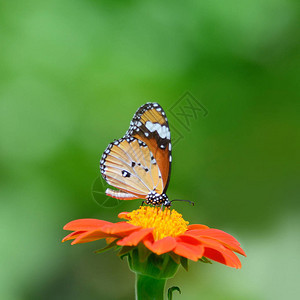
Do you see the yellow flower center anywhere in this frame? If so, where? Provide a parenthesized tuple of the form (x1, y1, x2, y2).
(126, 206, 189, 241)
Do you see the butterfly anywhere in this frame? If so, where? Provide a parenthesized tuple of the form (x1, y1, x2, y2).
(100, 102, 172, 207)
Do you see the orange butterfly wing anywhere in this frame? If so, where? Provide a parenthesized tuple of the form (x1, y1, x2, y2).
(100, 102, 172, 200)
(100, 136, 164, 199)
(126, 103, 172, 192)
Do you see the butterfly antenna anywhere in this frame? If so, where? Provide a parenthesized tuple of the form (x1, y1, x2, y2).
(171, 199, 195, 206)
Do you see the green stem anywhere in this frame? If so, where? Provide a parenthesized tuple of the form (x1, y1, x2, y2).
(135, 273, 167, 300)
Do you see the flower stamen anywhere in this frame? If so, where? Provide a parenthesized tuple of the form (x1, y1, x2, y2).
(125, 206, 189, 240)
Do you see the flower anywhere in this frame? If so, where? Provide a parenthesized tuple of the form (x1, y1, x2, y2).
(63, 206, 246, 269)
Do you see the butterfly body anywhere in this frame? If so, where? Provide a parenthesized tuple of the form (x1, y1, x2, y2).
(146, 191, 170, 207)
(100, 102, 172, 207)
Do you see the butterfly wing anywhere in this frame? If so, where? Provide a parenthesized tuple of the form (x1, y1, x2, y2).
(100, 136, 164, 200)
(126, 102, 172, 193)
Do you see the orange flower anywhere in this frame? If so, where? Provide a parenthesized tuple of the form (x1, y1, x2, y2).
(63, 206, 246, 268)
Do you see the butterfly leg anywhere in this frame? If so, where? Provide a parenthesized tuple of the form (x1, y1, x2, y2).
(141, 200, 145, 206)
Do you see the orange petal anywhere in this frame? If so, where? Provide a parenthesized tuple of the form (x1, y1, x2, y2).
(173, 236, 204, 261)
(203, 246, 241, 269)
(186, 229, 246, 256)
(144, 236, 177, 255)
(62, 231, 86, 242)
(187, 224, 209, 230)
(118, 212, 131, 220)
(117, 228, 153, 246)
(187, 236, 242, 268)
(195, 229, 240, 246)
(71, 230, 115, 245)
(177, 234, 203, 245)
(220, 242, 245, 257)
(63, 219, 111, 231)
(101, 222, 140, 236)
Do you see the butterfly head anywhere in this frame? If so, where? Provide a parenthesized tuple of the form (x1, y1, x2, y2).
(146, 191, 171, 207)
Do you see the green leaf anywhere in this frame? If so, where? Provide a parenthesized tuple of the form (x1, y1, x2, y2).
(168, 286, 181, 300)
(137, 243, 151, 263)
(119, 253, 129, 260)
(117, 246, 134, 259)
(168, 252, 181, 264)
(180, 256, 188, 271)
(199, 256, 212, 264)
(94, 240, 118, 254)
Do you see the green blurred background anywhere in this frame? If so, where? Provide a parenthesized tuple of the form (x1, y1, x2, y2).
(0, 0, 299, 299)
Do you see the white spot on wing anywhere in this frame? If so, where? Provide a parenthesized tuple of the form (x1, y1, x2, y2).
(145, 121, 158, 132)
(145, 121, 170, 139)
(166, 130, 170, 140)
